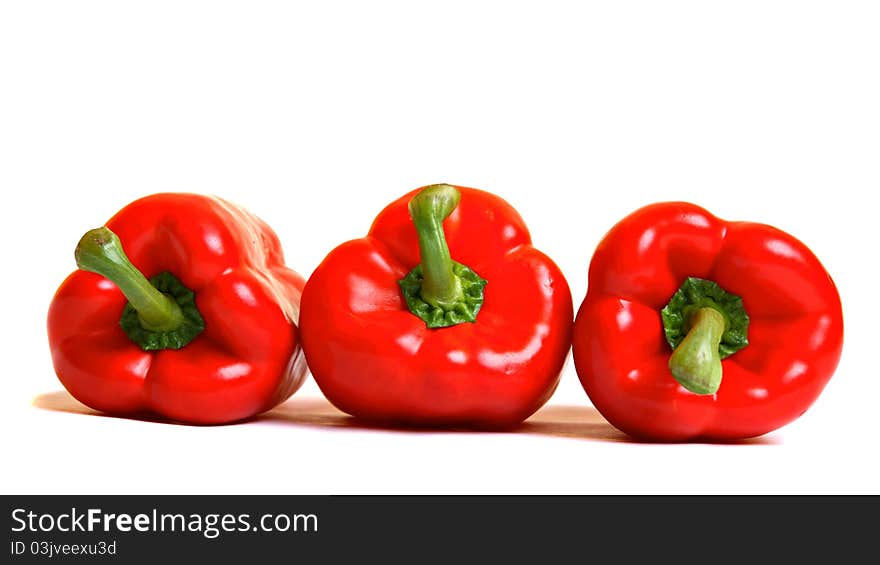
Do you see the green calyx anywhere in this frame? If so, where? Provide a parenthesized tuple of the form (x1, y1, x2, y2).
(661, 277, 749, 395)
(397, 184, 487, 329)
(75, 227, 205, 351)
(399, 262, 487, 328)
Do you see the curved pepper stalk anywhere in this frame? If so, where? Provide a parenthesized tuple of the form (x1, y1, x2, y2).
(661, 276, 749, 395)
(75, 227, 205, 350)
(398, 184, 488, 329)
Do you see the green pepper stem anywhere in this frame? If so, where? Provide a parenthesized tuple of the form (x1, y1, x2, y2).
(408, 184, 464, 310)
(668, 307, 726, 395)
(74, 227, 185, 332)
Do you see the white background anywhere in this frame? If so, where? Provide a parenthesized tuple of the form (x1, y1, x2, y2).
(1, 1, 877, 494)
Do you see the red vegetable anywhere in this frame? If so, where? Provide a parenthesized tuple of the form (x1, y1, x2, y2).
(47, 193, 307, 424)
(299, 184, 573, 428)
(572, 201, 844, 441)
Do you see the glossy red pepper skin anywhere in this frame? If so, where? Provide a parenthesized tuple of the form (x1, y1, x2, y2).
(299, 186, 573, 428)
(572, 202, 844, 441)
(47, 193, 308, 424)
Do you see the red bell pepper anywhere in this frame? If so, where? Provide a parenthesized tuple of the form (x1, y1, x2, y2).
(299, 184, 573, 428)
(572, 201, 844, 441)
(47, 193, 308, 424)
